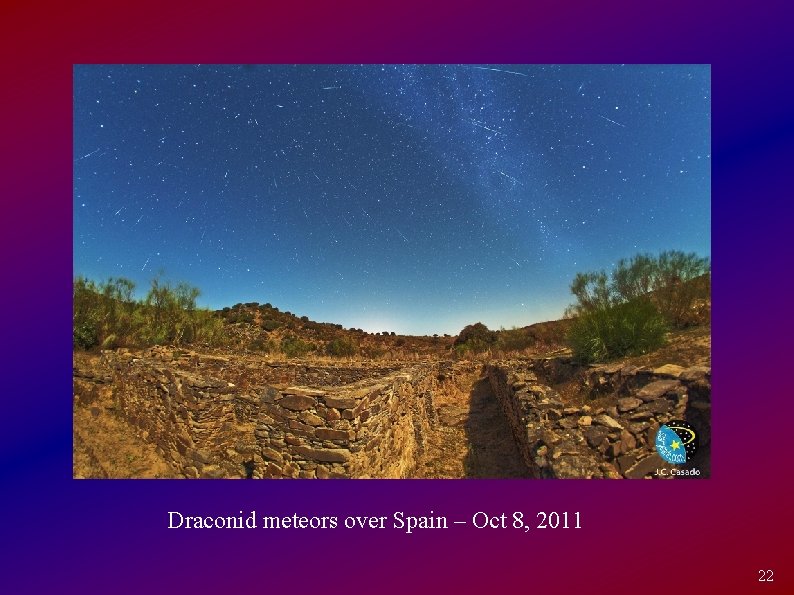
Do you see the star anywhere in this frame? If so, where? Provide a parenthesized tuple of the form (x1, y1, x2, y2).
(73, 64, 710, 335)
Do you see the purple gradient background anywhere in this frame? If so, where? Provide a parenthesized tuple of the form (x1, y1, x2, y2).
(2, 1, 792, 592)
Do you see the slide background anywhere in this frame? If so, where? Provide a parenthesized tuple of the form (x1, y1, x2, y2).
(1, 1, 791, 592)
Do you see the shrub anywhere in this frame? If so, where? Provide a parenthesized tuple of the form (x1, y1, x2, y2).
(281, 335, 314, 358)
(249, 337, 279, 353)
(73, 276, 227, 350)
(496, 327, 535, 352)
(566, 251, 709, 329)
(453, 322, 497, 354)
(605, 253, 708, 319)
(326, 337, 358, 357)
(568, 298, 667, 363)
(260, 319, 280, 332)
(564, 250, 709, 361)
(235, 312, 254, 324)
(362, 346, 384, 359)
(73, 319, 99, 349)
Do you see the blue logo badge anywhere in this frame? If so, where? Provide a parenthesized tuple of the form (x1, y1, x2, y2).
(655, 420, 699, 465)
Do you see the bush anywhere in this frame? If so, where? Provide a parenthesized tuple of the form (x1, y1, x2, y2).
(496, 327, 535, 353)
(281, 335, 315, 358)
(235, 312, 254, 324)
(249, 337, 279, 353)
(568, 298, 667, 363)
(73, 319, 99, 350)
(362, 346, 384, 359)
(326, 337, 358, 357)
(570, 251, 710, 328)
(453, 322, 497, 354)
(564, 250, 709, 361)
(100, 334, 120, 350)
(260, 319, 280, 332)
(73, 276, 226, 350)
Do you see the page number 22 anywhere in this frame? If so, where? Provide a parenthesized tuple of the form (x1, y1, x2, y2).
(758, 570, 774, 582)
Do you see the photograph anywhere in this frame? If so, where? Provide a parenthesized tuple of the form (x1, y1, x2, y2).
(73, 64, 711, 479)
(6, 1, 792, 593)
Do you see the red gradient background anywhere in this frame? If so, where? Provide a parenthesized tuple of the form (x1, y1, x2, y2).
(1, 1, 792, 593)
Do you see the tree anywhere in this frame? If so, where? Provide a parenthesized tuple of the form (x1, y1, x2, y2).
(453, 322, 497, 354)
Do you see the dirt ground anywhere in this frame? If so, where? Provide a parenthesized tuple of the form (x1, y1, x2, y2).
(416, 368, 531, 478)
(73, 377, 177, 479)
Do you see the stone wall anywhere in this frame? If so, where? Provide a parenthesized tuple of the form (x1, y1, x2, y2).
(484, 361, 711, 478)
(90, 351, 441, 478)
(74, 347, 711, 479)
(138, 346, 407, 389)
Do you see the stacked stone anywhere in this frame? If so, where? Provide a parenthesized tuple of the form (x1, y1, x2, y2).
(486, 362, 711, 479)
(92, 352, 442, 479)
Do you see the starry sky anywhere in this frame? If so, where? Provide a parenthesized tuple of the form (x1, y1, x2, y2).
(73, 65, 710, 336)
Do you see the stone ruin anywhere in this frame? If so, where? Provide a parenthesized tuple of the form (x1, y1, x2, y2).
(73, 348, 710, 479)
(74, 348, 445, 478)
(484, 358, 711, 478)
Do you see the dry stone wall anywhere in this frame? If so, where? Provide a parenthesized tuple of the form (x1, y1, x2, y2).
(75, 347, 711, 479)
(484, 360, 711, 479)
(88, 351, 441, 478)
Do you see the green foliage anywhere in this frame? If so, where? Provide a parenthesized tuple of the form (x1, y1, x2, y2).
(564, 250, 707, 361)
(73, 276, 136, 349)
(568, 298, 667, 363)
(567, 251, 710, 328)
(280, 334, 315, 358)
(260, 318, 281, 332)
(100, 334, 120, 350)
(453, 322, 497, 354)
(73, 276, 225, 350)
(567, 271, 613, 315)
(326, 337, 359, 357)
(649, 251, 711, 327)
(73, 319, 99, 350)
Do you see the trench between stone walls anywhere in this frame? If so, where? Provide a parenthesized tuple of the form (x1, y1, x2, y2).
(74, 349, 710, 479)
(483, 359, 711, 478)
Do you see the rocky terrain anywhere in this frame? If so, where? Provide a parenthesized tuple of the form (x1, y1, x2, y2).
(73, 325, 710, 479)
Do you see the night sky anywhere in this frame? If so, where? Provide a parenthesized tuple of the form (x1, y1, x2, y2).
(73, 65, 710, 336)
